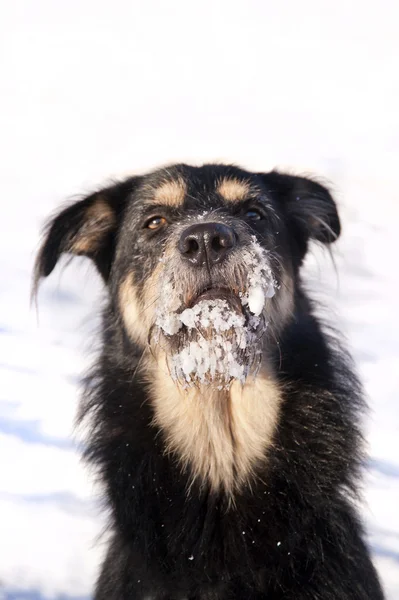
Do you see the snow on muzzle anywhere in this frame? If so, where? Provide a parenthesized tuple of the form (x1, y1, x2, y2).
(153, 238, 278, 388)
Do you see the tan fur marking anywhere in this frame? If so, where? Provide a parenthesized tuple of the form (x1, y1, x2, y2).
(119, 243, 177, 346)
(153, 178, 186, 207)
(70, 198, 116, 254)
(217, 178, 251, 203)
(149, 357, 281, 494)
(119, 273, 148, 346)
(71, 237, 97, 254)
(87, 197, 115, 221)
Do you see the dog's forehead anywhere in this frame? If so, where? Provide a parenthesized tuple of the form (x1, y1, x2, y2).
(136, 165, 261, 208)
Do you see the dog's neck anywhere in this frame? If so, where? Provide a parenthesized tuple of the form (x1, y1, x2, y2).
(146, 353, 282, 496)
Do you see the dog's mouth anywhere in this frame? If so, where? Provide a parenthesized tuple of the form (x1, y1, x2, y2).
(188, 285, 243, 314)
(157, 283, 264, 387)
(153, 239, 277, 386)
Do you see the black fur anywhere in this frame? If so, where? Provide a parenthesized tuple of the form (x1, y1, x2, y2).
(34, 164, 384, 599)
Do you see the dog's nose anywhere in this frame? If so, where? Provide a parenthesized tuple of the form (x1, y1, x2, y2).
(178, 222, 236, 266)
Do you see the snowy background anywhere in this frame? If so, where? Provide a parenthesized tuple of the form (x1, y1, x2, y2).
(1, 0, 398, 598)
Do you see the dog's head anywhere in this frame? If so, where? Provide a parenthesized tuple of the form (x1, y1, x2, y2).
(34, 164, 340, 388)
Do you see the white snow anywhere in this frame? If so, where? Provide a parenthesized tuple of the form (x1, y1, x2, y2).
(168, 299, 251, 386)
(239, 240, 278, 315)
(247, 286, 267, 316)
(179, 300, 245, 333)
(170, 299, 251, 385)
(156, 312, 182, 336)
(0, 0, 398, 598)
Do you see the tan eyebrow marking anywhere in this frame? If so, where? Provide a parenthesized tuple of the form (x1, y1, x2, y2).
(153, 178, 187, 207)
(217, 178, 251, 202)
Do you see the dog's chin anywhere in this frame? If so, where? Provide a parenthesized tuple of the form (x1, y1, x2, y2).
(154, 287, 263, 389)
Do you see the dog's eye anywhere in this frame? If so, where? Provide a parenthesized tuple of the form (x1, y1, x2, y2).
(245, 209, 263, 221)
(145, 216, 167, 230)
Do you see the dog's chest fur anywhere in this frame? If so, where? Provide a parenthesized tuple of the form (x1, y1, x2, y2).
(148, 356, 282, 494)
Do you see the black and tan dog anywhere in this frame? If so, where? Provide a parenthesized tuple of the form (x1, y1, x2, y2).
(34, 164, 384, 599)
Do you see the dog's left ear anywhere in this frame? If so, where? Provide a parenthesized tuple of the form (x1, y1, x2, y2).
(33, 177, 139, 297)
(261, 171, 341, 258)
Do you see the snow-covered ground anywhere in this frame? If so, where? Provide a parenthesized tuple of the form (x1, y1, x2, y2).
(0, 1, 398, 598)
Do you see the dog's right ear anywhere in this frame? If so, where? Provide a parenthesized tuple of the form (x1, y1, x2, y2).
(33, 177, 139, 297)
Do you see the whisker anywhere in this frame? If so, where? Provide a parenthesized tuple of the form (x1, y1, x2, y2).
(268, 323, 283, 371)
(130, 348, 147, 385)
(312, 215, 339, 242)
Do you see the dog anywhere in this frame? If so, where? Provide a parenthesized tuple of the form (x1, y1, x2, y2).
(34, 164, 384, 599)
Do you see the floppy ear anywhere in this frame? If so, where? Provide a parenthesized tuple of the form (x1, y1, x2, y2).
(261, 171, 340, 254)
(33, 177, 138, 296)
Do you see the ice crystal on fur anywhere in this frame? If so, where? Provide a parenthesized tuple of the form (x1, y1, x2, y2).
(171, 299, 251, 385)
(239, 238, 277, 316)
(180, 300, 246, 333)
